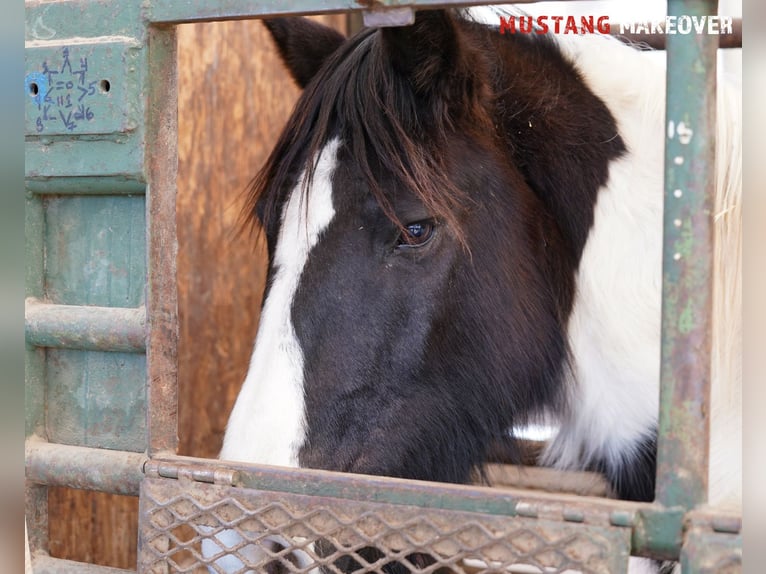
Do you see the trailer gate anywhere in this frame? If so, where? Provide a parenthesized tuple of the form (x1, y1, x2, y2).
(24, 1, 742, 573)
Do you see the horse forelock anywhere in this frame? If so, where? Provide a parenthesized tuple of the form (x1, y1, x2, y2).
(245, 13, 503, 248)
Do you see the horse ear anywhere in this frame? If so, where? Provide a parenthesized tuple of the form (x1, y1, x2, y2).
(263, 18, 346, 88)
(381, 10, 475, 97)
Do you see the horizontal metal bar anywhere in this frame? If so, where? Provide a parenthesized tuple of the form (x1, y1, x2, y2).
(145, 0, 571, 25)
(25, 139, 145, 183)
(613, 18, 741, 50)
(153, 454, 642, 525)
(25, 176, 146, 195)
(25, 299, 146, 353)
(25, 439, 146, 496)
(32, 555, 136, 574)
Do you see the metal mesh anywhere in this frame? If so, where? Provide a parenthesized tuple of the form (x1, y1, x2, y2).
(138, 477, 631, 574)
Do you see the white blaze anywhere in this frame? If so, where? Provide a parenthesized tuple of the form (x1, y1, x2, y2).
(220, 138, 341, 468)
(205, 141, 340, 573)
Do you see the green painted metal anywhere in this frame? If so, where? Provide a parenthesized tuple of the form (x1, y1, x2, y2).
(25, 138, 146, 183)
(145, 0, 511, 24)
(681, 516, 742, 573)
(25, 300, 146, 352)
(27, 191, 150, 450)
(46, 348, 147, 451)
(25, 192, 46, 439)
(26, 176, 146, 195)
(25, 39, 142, 136)
(148, 455, 646, 525)
(26, 0, 144, 39)
(26, 439, 146, 496)
(44, 194, 146, 306)
(25, 1, 147, 187)
(656, 0, 719, 511)
(632, 506, 685, 561)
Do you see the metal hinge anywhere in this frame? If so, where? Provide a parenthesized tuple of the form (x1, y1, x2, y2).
(143, 459, 240, 487)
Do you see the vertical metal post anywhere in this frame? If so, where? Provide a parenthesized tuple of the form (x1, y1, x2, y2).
(656, 0, 719, 510)
(145, 23, 180, 456)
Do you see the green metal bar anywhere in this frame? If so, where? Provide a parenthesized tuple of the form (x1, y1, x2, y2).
(25, 193, 46, 439)
(632, 506, 685, 561)
(656, 0, 719, 511)
(148, 455, 644, 526)
(25, 138, 145, 182)
(25, 439, 145, 496)
(25, 0, 144, 41)
(25, 300, 146, 353)
(25, 177, 146, 195)
(145, 0, 561, 24)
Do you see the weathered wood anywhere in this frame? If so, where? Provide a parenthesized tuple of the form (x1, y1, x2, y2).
(48, 488, 139, 569)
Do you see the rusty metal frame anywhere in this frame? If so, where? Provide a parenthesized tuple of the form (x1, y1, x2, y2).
(656, 0, 722, 513)
(24, 0, 742, 572)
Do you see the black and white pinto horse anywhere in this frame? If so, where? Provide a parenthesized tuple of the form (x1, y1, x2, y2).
(209, 7, 741, 573)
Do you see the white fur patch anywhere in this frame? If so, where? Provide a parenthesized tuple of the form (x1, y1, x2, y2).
(207, 140, 340, 573)
(541, 34, 666, 472)
(547, 31, 742, 514)
(220, 138, 340, 468)
(469, 2, 741, 517)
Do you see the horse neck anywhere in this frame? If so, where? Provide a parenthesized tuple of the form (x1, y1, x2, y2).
(477, 27, 633, 262)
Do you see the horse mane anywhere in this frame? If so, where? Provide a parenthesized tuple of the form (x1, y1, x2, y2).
(245, 12, 497, 245)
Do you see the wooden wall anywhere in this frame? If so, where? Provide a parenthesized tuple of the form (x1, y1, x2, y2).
(48, 14, 348, 569)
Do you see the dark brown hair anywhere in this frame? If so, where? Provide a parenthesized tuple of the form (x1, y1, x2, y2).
(246, 11, 496, 245)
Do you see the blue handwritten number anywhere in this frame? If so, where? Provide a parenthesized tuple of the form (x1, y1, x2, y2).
(59, 109, 76, 131)
(74, 104, 93, 121)
(60, 47, 72, 74)
(42, 61, 58, 84)
(74, 57, 88, 85)
(34, 47, 96, 131)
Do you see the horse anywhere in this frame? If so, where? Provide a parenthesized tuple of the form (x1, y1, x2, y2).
(205, 7, 741, 573)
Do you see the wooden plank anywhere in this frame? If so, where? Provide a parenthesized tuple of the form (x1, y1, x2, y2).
(48, 488, 139, 570)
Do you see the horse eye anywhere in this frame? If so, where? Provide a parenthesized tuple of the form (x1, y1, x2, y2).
(397, 220, 436, 248)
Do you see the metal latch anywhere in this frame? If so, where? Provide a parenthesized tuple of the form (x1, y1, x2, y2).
(143, 459, 240, 487)
(363, 7, 415, 28)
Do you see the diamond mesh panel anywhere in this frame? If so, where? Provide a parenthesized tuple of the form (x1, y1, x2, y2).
(138, 477, 631, 574)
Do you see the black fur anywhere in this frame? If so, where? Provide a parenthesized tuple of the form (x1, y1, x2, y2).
(592, 430, 658, 502)
(262, 18, 345, 89)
